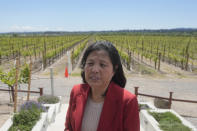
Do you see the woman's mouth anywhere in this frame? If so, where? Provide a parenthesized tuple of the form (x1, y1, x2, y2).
(90, 76, 99, 81)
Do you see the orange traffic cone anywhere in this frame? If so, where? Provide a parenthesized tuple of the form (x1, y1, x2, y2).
(65, 67, 69, 77)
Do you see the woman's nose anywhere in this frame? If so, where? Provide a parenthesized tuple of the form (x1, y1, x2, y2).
(91, 64, 100, 73)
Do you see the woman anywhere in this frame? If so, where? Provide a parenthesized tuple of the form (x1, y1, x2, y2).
(65, 41, 140, 131)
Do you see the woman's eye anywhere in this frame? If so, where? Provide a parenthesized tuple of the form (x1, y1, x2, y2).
(100, 64, 106, 67)
(87, 63, 93, 66)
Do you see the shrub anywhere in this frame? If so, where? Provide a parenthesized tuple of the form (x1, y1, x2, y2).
(9, 110, 40, 131)
(38, 95, 60, 104)
(149, 111, 191, 131)
(20, 101, 46, 112)
(9, 101, 46, 131)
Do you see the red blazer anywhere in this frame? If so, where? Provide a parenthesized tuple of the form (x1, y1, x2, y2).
(65, 82, 140, 131)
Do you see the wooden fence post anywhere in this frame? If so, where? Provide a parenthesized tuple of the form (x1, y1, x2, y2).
(39, 88, 43, 96)
(134, 87, 139, 97)
(169, 92, 173, 109)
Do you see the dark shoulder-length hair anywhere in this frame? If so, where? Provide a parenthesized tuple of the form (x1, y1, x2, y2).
(80, 40, 126, 88)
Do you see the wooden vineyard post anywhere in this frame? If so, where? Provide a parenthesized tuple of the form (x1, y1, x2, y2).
(0, 53, 1, 65)
(27, 59, 32, 101)
(14, 57, 19, 113)
(42, 40, 47, 70)
(141, 40, 144, 62)
(154, 57, 157, 70)
(185, 53, 189, 71)
(185, 39, 190, 71)
(158, 52, 161, 71)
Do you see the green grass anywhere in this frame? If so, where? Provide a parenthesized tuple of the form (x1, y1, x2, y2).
(38, 95, 60, 104)
(140, 66, 156, 75)
(71, 72, 81, 77)
(174, 71, 186, 78)
(149, 111, 191, 131)
(137, 64, 165, 78)
(132, 62, 158, 76)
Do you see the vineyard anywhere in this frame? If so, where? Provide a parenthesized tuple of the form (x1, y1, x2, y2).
(0, 33, 197, 75)
(0, 34, 89, 71)
(98, 34, 197, 73)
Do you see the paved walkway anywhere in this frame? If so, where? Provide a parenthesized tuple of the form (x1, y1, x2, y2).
(47, 104, 68, 131)
(47, 103, 144, 131)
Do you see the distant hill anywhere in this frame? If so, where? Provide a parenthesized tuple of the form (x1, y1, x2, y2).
(1, 28, 197, 36)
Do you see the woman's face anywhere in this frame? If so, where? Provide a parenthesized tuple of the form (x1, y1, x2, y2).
(84, 50, 115, 90)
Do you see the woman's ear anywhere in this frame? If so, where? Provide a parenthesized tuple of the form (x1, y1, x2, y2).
(115, 65, 118, 70)
(113, 65, 118, 73)
(112, 65, 118, 77)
